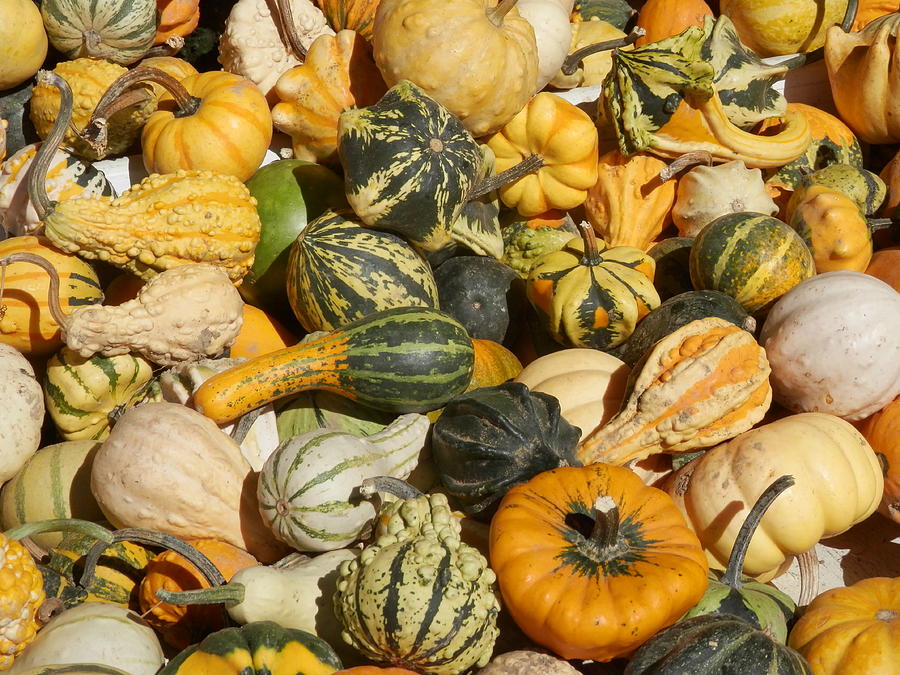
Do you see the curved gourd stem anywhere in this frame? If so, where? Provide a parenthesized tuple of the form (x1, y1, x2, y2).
(359, 476, 425, 500)
(487, 0, 519, 28)
(797, 548, 819, 606)
(275, 0, 309, 60)
(467, 154, 544, 201)
(83, 30, 119, 61)
(781, 0, 859, 69)
(143, 35, 185, 59)
(560, 26, 645, 76)
(27, 71, 72, 221)
(0, 253, 70, 330)
(584, 495, 626, 560)
(5, 518, 115, 545)
(156, 581, 247, 608)
(720, 475, 795, 590)
(659, 150, 714, 182)
(577, 221, 602, 266)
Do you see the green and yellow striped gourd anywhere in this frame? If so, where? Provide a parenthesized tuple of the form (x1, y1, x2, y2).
(286, 208, 439, 333)
(44, 347, 157, 441)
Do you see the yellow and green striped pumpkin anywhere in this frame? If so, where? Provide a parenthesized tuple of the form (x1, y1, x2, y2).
(689, 212, 816, 314)
(160, 621, 343, 674)
(40, 0, 158, 65)
(44, 347, 157, 441)
(286, 208, 439, 333)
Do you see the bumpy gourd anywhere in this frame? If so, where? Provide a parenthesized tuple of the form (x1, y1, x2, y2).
(333, 491, 500, 674)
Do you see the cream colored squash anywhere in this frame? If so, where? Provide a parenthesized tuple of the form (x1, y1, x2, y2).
(759, 271, 900, 421)
(0, 344, 44, 484)
(516, 0, 573, 90)
(513, 348, 630, 441)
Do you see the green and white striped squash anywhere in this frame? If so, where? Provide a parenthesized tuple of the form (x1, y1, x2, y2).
(0, 440, 105, 551)
(258, 413, 430, 552)
(689, 212, 816, 315)
(40, 0, 158, 65)
(286, 208, 439, 333)
(44, 347, 156, 441)
(337, 80, 484, 254)
(333, 491, 500, 674)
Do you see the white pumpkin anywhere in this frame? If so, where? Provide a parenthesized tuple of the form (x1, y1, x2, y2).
(0, 343, 44, 483)
(516, 0, 574, 90)
(759, 271, 900, 420)
(514, 348, 630, 441)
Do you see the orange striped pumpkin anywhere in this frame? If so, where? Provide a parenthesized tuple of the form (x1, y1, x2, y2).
(0, 236, 103, 356)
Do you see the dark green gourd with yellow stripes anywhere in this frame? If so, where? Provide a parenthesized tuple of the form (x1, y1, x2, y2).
(286, 208, 439, 333)
(337, 80, 483, 253)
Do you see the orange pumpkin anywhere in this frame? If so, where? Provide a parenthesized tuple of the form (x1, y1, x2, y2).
(635, 0, 714, 47)
(489, 463, 709, 662)
(154, 0, 201, 44)
(229, 304, 299, 360)
(865, 247, 900, 291)
(138, 537, 258, 649)
(468, 338, 524, 392)
(103, 272, 144, 306)
(861, 397, 900, 523)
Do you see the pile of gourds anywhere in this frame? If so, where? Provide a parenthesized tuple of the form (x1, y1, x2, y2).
(0, 0, 898, 672)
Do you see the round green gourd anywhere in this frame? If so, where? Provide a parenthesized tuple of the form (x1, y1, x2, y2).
(286, 208, 439, 333)
(431, 382, 581, 520)
(689, 212, 815, 314)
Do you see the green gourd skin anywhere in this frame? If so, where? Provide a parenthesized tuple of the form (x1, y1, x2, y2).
(788, 163, 887, 216)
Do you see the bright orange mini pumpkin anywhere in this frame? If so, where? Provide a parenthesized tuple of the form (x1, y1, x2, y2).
(468, 338, 523, 392)
(861, 396, 900, 523)
(489, 464, 709, 662)
(154, 0, 201, 44)
(635, 0, 714, 46)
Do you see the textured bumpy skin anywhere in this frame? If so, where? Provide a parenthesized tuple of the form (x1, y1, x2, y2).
(0, 535, 45, 668)
(63, 264, 245, 367)
(43, 170, 261, 283)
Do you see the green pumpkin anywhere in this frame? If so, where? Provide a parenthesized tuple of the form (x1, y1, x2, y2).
(159, 621, 343, 674)
(788, 164, 887, 217)
(337, 80, 483, 254)
(625, 613, 812, 674)
(286, 208, 439, 333)
(689, 212, 815, 314)
(431, 382, 581, 520)
(681, 476, 797, 643)
(526, 223, 660, 350)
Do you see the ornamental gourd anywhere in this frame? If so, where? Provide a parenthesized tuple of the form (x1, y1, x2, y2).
(0, 344, 43, 490)
(860, 397, 900, 523)
(0, 0, 47, 91)
(314, 0, 382, 41)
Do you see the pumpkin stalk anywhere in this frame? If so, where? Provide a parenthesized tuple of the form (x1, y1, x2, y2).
(359, 476, 425, 500)
(487, 0, 520, 27)
(797, 548, 820, 606)
(155, 582, 247, 608)
(659, 151, 714, 182)
(142, 35, 185, 59)
(720, 475, 795, 590)
(577, 221, 602, 266)
(468, 154, 544, 200)
(584, 495, 624, 559)
(275, 0, 310, 59)
(27, 70, 72, 221)
(561, 26, 645, 76)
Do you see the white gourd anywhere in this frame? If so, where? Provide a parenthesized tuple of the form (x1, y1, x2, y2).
(516, 0, 574, 90)
(0, 343, 44, 483)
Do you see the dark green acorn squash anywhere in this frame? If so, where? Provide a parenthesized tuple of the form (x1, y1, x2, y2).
(431, 382, 581, 520)
(286, 208, 439, 333)
(624, 613, 812, 674)
(159, 620, 343, 674)
(608, 290, 755, 367)
(433, 255, 526, 345)
(648, 236, 694, 301)
(689, 212, 815, 314)
(337, 80, 483, 254)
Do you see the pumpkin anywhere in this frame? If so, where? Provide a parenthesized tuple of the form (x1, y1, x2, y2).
(865, 247, 900, 290)
(274, 390, 395, 443)
(286, 208, 439, 333)
(577, 317, 772, 466)
(881, 148, 900, 215)
(0, 0, 47, 91)
(515, 0, 573, 90)
(489, 463, 709, 661)
(485, 92, 599, 218)
(860, 396, 900, 523)
(40, 0, 158, 64)
(788, 576, 900, 674)
(0, 236, 103, 357)
(666, 413, 884, 580)
(431, 382, 581, 519)
(635, 0, 714, 46)
(500, 210, 580, 278)
(759, 271, 900, 421)
(372, 0, 539, 137)
(315, 0, 382, 41)
(0, 344, 43, 498)
(825, 13, 900, 144)
(154, 0, 201, 44)
(584, 150, 677, 250)
(229, 305, 299, 360)
(272, 30, 387, 165)
(720, 0, 850, 56)
(689, 212, 816, 314)
(625, 613, 812, 674)
(572, 0, 635, 28)
(526, 222, 660, 350)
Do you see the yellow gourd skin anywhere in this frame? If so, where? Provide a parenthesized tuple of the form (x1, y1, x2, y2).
(720, 0, 849, 56)
(0, 0, 47, 90)
(0, 532, 45, 668)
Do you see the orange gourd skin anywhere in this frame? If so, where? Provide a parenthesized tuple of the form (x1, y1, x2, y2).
(138, 538, 258, 649)
(315, 0, 382, 42)
(142, 71, 273, 182)
(865, 247, 900, 291)
(229, 304, 299, 360)
(138, 56, 199, 103)
(788, 577, 900, 674)
(852, 0, 900, 30)
(881, 148, 900, 216)
(154, 0, 201, 44)
(468, 338, 523, 391)
(635, 0, 714, 46)
(489, 464, 709, 662)
(861, 397, 900, 523)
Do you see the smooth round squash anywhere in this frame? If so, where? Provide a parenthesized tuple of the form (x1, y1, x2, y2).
(469, 338, 523, 392)
(720, 0, 850, 56)
(635, 0, 714, 46)
(0, 0, 48, 90)
(865, 246, 900, 291)
(861, 396, 900, 523)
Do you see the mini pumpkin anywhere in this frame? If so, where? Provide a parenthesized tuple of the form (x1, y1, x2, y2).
(860, 396, 900, 523)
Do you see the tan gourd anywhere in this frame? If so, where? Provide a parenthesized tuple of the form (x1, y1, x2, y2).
(0, 344, 44, 484)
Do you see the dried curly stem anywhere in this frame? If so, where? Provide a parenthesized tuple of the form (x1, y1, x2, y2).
(659, 151, 714, 182)
(275, 0, 310, 60)
(28, 71, 73, 221)
(561, 26, 645, 76)
(578, 220, 602, 266)
(5, 518, 114, 545)
(797, 548, 819, 607)
(487, 0, 520, 28)
(584, 495, 626, 560)
(359, 476, 425, 500)
(143, 35, 185, 59)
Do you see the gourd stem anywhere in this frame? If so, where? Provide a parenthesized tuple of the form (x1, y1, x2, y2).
(468, 154, 544, 201)
(5, 518, 114, 545)
(487, 0, 519, 28)
(659, 151, 714, 182)
(578, 221, 602, 266)
(155, 582, 247, 607)
(720, 475, 795, 590)
(561, 26, 645, 76)
(359, 476, 424, 500)
(83, 29, 118, 61)
(797, 548, 819, 606)
(275, 0, 308, 59)
(0, 253, 69, 329)
(781, 0, 859, 70)
(868, 216, 896, 233)
(143, 35, 185, 59)
(585, 495, 620, 556)
(28, 71, 72, 220)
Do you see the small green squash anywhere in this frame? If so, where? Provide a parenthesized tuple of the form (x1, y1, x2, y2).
(159, 621, 343, 674)
(689, 212, 816, 314)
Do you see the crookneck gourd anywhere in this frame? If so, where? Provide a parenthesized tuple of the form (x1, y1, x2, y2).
(577, 316, 772, 466)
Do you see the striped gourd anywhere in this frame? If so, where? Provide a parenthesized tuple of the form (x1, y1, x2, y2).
(333, 492, 500, 674)
(689, 212, 816, 314)
(40, 0, 158, 65)
(337, 80, 483, 253)
(0, 236, 103, 356)
(192, 306, 475, 424)
(0, 440, 104, 551)
(315, 0, 380, 41)
(286, 208, 439, 333)
(258, 413, 430, 552)
(44, 348, 156, 441)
